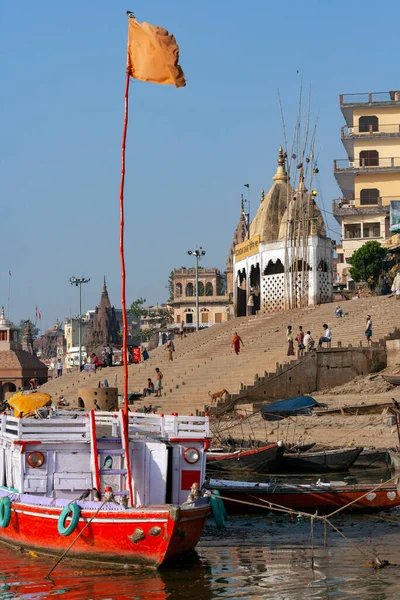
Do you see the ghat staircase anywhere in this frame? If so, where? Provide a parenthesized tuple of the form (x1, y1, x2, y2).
(39, 296, 399, 415)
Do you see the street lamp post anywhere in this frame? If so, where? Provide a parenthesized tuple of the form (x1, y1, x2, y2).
(187, 247, 206, 332)
(69, 276, 90, 370)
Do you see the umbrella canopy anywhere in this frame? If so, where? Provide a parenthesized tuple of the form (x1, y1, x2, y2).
(8, 391, 51, 417)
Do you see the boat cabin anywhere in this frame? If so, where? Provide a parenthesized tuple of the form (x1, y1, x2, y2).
(0, 410, 209, 506)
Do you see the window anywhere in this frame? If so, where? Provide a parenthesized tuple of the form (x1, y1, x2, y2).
(176, 315, 181, 323)
(186, 313, 193, 324)
(358, 116, 378, 133)
(363, 222, 381, 238)
(175, 283, 182, 297)
(205, 282, 213, 296)
(215, 313, 222, 323)
(344, 224, 361, 239)
(201, 312, 209, 323)
(197, 281, 204, 296)
(359, 150, 379, 167)
(263, 259, 284, 276)
(0, 331, 7, 341)
(337, 253, 344, 263)
(360, 188, 379, 206)
(185, 282, 194, 297)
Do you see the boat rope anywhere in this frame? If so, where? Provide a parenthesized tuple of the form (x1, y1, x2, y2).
(210, 473, 400, 568)
(45, 500, 107, 578)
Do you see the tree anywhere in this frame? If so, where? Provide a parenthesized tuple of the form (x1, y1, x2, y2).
(128, 298, 172, 342)
(348, 241, 387, 287)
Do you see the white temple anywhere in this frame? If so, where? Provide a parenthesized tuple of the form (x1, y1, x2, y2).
(232, 148, 333, 316)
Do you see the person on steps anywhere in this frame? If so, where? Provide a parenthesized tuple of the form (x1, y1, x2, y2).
(318, 324, 332, 348)
(232, 332, 244, 355)
(287, 325, 295, 356)
(365, 315, 372, 346)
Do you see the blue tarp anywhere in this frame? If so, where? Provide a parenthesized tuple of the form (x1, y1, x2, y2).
(261, 396, 319, 420)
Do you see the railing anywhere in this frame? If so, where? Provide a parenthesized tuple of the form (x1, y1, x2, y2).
(167, 322, 214, 329)
(334, 157, 400, 170)
(127, 413, 210, 439)
(333, 196, 398, 208)
(1, 411, 210, 442)
(342, 124, 400, 137)
(340, 92, 400, 105)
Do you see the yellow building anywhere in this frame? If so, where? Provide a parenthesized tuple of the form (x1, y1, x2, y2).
(170, 268, 230, 328)
(333, 90, 400, 285)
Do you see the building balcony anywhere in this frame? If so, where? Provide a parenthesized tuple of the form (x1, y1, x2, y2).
(334, 157, 400, 174)
(340, 91, 400, 126)
(332, 197, 390, 218)
(170, 294, 229, 305)
(341, 124, 400, 139)
(340, 91, 400, 106)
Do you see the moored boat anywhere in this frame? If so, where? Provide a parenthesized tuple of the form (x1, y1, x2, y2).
(208, 478, 400, 514)
(279, 447, 363, 473)
(206, 442, 284, 473)
(260, 396, 319, 421)
(0, 410, 211, 566)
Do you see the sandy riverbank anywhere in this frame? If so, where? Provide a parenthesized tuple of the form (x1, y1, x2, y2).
(210, 374, 400, 449)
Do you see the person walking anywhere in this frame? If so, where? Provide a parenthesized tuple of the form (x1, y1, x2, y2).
(296, 326, 305, 357)
(365, 315, 373, 346)
(303, 330, 315, 352)
(165, 338, 175, 361)
(318, 324, 332, 348)
(247, 292, 256, 316)
(56, 358, 63, 377)
(232, 331, 244, 355)
(287, 326, 295, 356)
(155, 368, 163, 397)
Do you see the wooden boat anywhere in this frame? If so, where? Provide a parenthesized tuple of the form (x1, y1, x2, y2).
(279, 447, 363, 473)
(286, 442, 316, 454)
(352, 449, 392, 469)
(206, 442, 284, 473)
(0, 410, 211, 567)
(208, 478, 400, 514)
(261, 396, 319, 421)
(382, 373, 400, 386)
(314, 403, 392, 416)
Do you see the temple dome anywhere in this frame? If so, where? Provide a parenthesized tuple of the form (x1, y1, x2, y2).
(249, 147, 294, 243)
(278, 184, 327, 240)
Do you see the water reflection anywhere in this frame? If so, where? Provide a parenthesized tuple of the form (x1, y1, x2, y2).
(1, 512, 400, 599)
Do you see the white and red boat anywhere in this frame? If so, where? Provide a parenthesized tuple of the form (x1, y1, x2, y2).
(0, 409, 211, 566)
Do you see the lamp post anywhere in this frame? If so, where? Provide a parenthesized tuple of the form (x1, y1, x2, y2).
(187, 247, 206, 332)
(69, 276, 90, 370)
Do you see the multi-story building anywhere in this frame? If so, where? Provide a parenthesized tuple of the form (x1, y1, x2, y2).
(64, 317, 90, 352)
(333, 90, 400, 285)
(170, 268, 230, 328)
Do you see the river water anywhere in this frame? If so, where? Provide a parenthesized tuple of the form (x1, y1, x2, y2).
(1, 512, 399, 599)
(2, 471, 400, 599)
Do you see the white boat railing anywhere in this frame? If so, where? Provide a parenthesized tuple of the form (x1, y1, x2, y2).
(0, 411, 210, 442)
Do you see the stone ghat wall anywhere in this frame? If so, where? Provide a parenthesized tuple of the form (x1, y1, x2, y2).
(227, 347, 387, 409)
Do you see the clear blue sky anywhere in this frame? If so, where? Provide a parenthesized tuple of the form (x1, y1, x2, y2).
(1, 0, 399, 330)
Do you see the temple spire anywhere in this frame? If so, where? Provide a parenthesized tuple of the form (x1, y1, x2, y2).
(272, 146, 288, 182)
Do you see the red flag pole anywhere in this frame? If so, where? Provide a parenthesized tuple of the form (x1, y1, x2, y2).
(119, 73, 130, 416)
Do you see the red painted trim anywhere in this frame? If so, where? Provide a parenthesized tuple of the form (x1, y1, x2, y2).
(207, 442, 278, 462)
(120, 410, 134, 507)
(89, 410, 101, 492)
(13, 441, 41, 454)
(169, 438, 210, 443)
(119, 72, 130, 415)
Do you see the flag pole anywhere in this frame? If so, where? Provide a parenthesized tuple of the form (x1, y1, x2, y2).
(120, 72, 130, 417)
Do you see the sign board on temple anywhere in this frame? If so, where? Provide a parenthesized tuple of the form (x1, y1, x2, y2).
(234, 235, 260, 261)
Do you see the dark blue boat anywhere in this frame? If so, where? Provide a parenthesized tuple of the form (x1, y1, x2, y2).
(261, 395, 319, 421)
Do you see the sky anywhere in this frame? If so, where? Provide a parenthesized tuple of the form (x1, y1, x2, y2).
(1, 0, 399, 331)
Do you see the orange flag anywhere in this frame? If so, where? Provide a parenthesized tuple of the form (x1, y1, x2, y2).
(126, 17, 186, 88)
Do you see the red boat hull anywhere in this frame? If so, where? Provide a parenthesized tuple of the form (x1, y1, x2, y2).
(210, 483, 400, 514)
(0, 499, 210, 567)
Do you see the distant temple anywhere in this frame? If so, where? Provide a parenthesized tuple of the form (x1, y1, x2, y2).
(0, 308, 48, 401)
(230, 148, 333, 316)
(86, 278, 120, 351)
